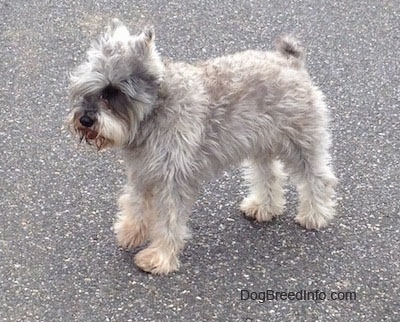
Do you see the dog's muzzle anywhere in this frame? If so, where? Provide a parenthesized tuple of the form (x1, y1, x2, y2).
(73, 112, 99, 141)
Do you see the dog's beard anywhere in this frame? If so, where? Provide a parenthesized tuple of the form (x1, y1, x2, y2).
(68, 121, 109, 151)
(96, 111, 131, 149)
(67, 110, 131, 151)
(77, 127, 108, 150)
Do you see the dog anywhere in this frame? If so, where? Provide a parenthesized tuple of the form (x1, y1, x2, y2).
(66, 19, 338, 274)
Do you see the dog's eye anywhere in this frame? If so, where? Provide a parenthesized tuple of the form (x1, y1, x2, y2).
(101, 85, 120, 101)
(100, 86, 120, 110)
(99, 95, 111, 109)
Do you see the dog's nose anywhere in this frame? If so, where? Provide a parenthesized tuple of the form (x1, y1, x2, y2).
(79, 115, 94, 128)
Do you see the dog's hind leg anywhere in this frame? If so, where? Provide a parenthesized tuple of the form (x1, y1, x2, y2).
(240, 158, 286, 222)
(284, 131, 338, 230)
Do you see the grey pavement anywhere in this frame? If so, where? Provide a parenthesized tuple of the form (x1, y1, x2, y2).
(1, 0, 399, 321)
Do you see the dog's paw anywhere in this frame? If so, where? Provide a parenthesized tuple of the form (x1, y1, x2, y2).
(240, 197, 283, 222)
(134, 247, 179, 275)
(295, 201, 335, 230)
(295, 209, 334, 230)
(114, 214, 148, 249)
(295, 214, 329, 230)
(295, 212, 334, 230)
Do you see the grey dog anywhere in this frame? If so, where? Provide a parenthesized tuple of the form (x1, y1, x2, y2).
(66, 19, 338, 274)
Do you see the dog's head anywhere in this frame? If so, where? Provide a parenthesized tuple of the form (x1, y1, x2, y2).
(66, 19, 164, 150)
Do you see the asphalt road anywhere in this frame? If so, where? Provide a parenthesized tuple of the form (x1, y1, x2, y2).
(1, 0, 399, 321)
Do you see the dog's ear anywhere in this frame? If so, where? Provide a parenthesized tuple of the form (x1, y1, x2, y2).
(141, 26, 155, 45)
(106, 18, 131, 41)
(132, 26, 156, 57)
(109, 18, 124, 32)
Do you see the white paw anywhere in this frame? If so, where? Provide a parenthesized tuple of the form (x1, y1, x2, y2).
(240, 197, 284, 222)
(134, 247, 179, 275)
(114, 214, 148, 249)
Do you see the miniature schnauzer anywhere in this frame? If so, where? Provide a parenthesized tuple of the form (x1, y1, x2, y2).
(66, 19, 338, 274)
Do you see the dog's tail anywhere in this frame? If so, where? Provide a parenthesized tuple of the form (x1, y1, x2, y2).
(276, 36, 305, 68)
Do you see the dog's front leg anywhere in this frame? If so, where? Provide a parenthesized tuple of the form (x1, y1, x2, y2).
(134, 183, 193, 275)
(114, 184, 153, 249)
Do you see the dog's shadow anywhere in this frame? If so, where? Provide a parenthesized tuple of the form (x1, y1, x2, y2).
(182, 191, 340, 276)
